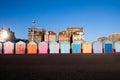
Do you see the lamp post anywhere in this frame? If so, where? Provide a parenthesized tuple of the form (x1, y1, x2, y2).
(32, 20, 35, 41)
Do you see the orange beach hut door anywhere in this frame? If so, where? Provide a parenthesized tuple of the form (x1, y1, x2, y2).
(82, 41, 92, 54)
(27, 41, 37, 54)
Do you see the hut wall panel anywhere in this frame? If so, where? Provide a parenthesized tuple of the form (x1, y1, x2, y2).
(49, 42, 59, 54)
(82, 43, 92, 54)
(72, 43, 81, 53)
(60, 43, 70, 53)
(93, 43, 102, 53)
(16, 43, 25, 54)
(4, 42, 14, 54)
(0, 43, 2, 54)
(114, 43, 120, 53)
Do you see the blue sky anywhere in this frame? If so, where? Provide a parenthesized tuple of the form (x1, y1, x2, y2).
(0, 0, 120, 42)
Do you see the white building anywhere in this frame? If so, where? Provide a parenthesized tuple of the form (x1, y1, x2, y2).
(0, 28, 15, 42)
(72, 31, 84, 42)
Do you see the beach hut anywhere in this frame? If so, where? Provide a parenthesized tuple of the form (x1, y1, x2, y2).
(72, 42, 82, 53)
(93, 41, 103, 54)
(4, 41, 14, 54)
(15, 41, 26, 54)
(27, 41, 37, 54)
(114, 41, 120, 53)
(49, 42, 59, 54)
(0, 43, 2, 54)
(82, 41, 92, 54)
(103, 40, 113, 53)
(38, 42, 48, 54)
(60, 41, 70, 53)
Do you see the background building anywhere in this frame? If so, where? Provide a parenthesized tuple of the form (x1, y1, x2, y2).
(44, 31, 56, 42)
(109, 33, 120, 41)
(72, 31, 84, 42)
(67, 27, 83, 34)
(0, 28, 16, 42)
(97, 37, 109, 42)
(97, 33, 120, 42)
(58, 31, 70, 42)
(66, 27, 84, 43)
(28, 25, 85, 43)
(28, 26, 45, 43)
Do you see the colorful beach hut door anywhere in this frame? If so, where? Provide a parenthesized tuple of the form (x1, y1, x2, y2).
(82, 42, 92, 54)
(49, 42, 59, 54)
(104, 44, 113, 53)
(60, 42, 70, 53)
(0, 43, 2, 54)
(72, 43, 81, 53)
(27, 41, 37, 54)
(93, 42, 103, 53)
(103, 41, 113, 53)
(39, 42, 48, 54)
(4, 41, 14, 54)
(16, 41, 26, 54)
(114, 41, 120, 53)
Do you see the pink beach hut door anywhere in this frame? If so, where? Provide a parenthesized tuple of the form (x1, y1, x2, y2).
(4, 41, 14, 54)
(39, 42, 48, 54)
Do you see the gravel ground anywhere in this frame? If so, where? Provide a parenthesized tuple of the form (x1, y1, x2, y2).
(0, 54, 120, 80)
